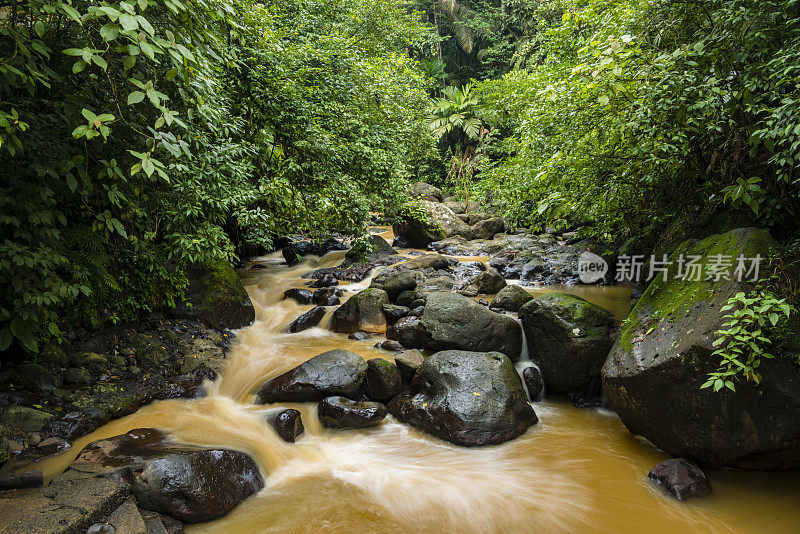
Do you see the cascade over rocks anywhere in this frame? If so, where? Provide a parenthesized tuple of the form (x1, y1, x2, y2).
(317, 396, 388, 429)
(519, 293, 616, 397)
(257, 349, 367, 403)
(388, 350, 537, 446)
(603, 228, 800, 469)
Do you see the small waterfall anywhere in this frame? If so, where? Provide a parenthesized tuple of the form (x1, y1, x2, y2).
(514, 317, 544, 402)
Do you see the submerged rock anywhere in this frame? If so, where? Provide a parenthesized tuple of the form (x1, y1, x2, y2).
(603, 228, 800, 469)
(318, 396, 388, 429)
(72, 428, 263, 523)
(519, 293, 616, 396)
(389, 350, 537, 446)
(331, 288, 389, 334)
(257, 349, 367, 403)
(268, 409, 304, 443)
(648, 459, 711, 501)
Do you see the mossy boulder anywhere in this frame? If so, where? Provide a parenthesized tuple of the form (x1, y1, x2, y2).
(392, 201, 474, 248)
(172, 258, 255, 330)
(407, 181, 444, 202)
(13, 363, 60, 392)
(364, 358, 402, 401)
(492, 284, 533, 312)
(371, 270, 417, 301)
(388, 350, 537, 446)
(331, 288, 389, 334)
(602, 228, 800, 469)
(1, 406, 54, 432)
(519, 293, 617, 397)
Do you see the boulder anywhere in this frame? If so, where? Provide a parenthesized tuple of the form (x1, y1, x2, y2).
(648, 459, 711, 501)
(382, 304, 409, 324)
(377, 339, 404, 352)
(313, 287, 341, 306)
(44, 408, 110, 441)
(171, 259, 255, 330)
(372, 270, 417, 300)
(492, 284, 533, 312)
(407, 181, 443, 202)
(0, 406, 54, 432)
(388, 350, 537, 446)
(284, 288, 313, 304)
(318, 397, 388, 429)
(344, 235, 397, 262)
(603, 228, 800, 469)
(310, 273, 339, 288)
(257, 349, 367, 403)
(331, 288, 389, 334)
(364, 358, 402, 401)
(14, 363, 59, 392)
(419, 292, 523, 360)
(287, 306, 326, 333)
(392, 201, 474, 248)
(519, 293, 616, 396)
(402, 253, 453, 271)
(466, 268, 507, 294)
(64, 367, 93, 385)
(72, 429, 263, 523)
(395, 350, 424, 384)
(471, 217, 506, 240)
(267, 409, 304, 443)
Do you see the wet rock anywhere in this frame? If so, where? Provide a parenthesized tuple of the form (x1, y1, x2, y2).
(389, 350, 537, 446)
(430, 235, 471, 255)
(394, 350, 424, 384)
(396, 290, 418, 307)
(386, 316, 430, 348)
(14, 363, 60, 392)
(171, 258, 255, 330)
(0, 469, 43, 489)
(648, 459, 712, 501)
(522, 365, 544, 402)
(106, 497, 148, 534)
(344, 235, 397, 262)
(603, 228, 800, 469)
(73, 429, 263, 523)
(392, 201, 473, 248)
(284, 288, 314, 304)
(377, 340, 404, 352)
(402, 253, 453, 271)
(471, 217, 506, 240)
(331, 288, 389, 334)
(310, 273, 339, 288)
(71, 351, 109, 372)
(268, 409, 305, 443)
(365, 358, 403, 401)
(415, 276, 455, 297)
(466, 268, 506, 294)
(348, 332, 371, 341)
(0, 406, 54, 432)
(492, 285, 534, 312)
(313, 287, 342, 306)
(288, 306, 326, 333)
(64, 366, 93, 385)
(382, 304, 410, 324)
(178, 337, 225, 375)
(372, 270, 417, 301)
(36, 437, 71, 455)
(519, 293, 616, 396)
(318, 396, 388, 429)
(44, 407, 111, 441)
(407, 181, 444, 202)
(257, 349, 367, 403)
(419, 292, 523, 360)
(407, 306, 424, 317)
(282, 238, 347, 265)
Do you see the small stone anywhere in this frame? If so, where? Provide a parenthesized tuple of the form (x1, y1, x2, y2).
(267, 409, 305, 443)
(648, 458, 712, 501)
(318, 396, 388, 429)
(522, 365, 544, 401)
(348, 332, 370, 341)
(378, 340, 404, 352)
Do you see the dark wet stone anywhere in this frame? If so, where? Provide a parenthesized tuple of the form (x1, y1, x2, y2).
(396, 290, 417, 307)
(648, 458, 712, 501)
(257, 349, 367, 403)
(348, 332, 371, 341)
(389, 350, 537, 446)
(0, 469, 43, 489)
(382, 304, 410, 324)
(377, 340, 404, 352)
(313, 287, 342, 306)
(331, 288, 389, 334)
(394, 350, 424, 384)
(284, 288, 313, 304)
(44, 408, 111, 441)
(288, 306, 326, 333)
(364, 358, 402, 401)
(522, 365, 544, 402)
(268, 409, 304, 443)
(318, 396, 388, 429)
(310, 273, 339, 288)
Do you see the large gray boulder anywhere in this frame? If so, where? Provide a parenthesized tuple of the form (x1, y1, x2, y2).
(257, 349, 367, 403)
(387, 292, 523, 360)
(331, 288, 389, 334)
(492, 284, 533, 312)
(519, 293, 616, 396)
(407, 181, 444, 202)
(393, 201, 474, 248)
(388, 350, 537, 446)
(603, 228, 800, 469)
(471, 217, 506, 240)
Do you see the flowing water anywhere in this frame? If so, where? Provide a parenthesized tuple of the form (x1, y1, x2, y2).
(29, 237, 800, 533)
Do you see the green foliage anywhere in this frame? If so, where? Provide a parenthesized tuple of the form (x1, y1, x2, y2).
(703, 290, 795, 392)
(0, 0, 434, 355)
(475, 0, 800, 240)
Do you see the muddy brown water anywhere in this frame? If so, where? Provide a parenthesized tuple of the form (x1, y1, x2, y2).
(29, 237, 800, 533)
